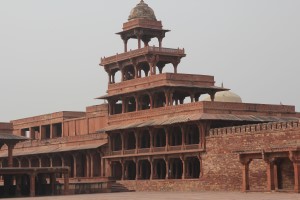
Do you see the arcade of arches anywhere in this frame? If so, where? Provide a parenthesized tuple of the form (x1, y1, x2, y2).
(108, 88, 216, 115)
(108, 123, 204, 180)
(0, 150, 102, 179)
(110, 155, 201, 181)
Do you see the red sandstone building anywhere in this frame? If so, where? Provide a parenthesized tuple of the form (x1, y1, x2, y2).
(1, 0, 300, 196)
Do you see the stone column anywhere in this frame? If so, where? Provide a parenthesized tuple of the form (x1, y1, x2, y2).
(135, 95, 139, 111)
(121, 160, 125, 180)
(181, 126, 185, 150)
(294, 162, 300, 193)
(135, 131, 139, 154)
(90, 153, 94, 178)
(266, 160, 275, 191)
(30, 173, 36, 197)
(122, 97, 126, 114)
(135, 159, 139, 180)
(165, 157, 169, 179)
(181, 156, 185, 179)
(241, 159, 251, 192)
(149, 157, 153, 180)
(149, 129, 153, 152)
(165, 128, 169, 151)
(64, 173, 69, 195)
(210, 92, 216, 102)
(121, 133, 125, 155)
(7, 143, 15, 167)
(123, 39, 128, 52)
(274, 162, 278, 191)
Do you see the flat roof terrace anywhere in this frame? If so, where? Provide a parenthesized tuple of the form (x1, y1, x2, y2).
(106, 101, 297, 126)
(104, 73, 221, 97)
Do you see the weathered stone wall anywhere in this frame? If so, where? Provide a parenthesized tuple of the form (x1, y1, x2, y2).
(119, 122, 300, 192)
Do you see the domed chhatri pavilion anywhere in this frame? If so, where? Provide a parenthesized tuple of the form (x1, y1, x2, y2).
(0, 0, 300, 197)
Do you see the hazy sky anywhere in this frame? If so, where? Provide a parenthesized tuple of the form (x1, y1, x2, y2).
(0, 0, 299, 122)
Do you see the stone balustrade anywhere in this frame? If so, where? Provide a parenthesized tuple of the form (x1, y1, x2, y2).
(209, 121, 300, 137)
(101, 46, 185, 66)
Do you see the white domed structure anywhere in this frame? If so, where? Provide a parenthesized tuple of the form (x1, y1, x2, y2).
(204, 90, 243, 103)
(128, 0, 157, 21)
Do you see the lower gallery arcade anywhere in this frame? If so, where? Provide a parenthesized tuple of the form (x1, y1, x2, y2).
(0, 149, 102, 179)
(110, 154, 202, 181)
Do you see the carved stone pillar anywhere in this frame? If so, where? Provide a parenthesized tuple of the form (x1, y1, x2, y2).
(7, 143, 15, 168)
(135, 159, 139, 180)
(180, 156, 185, 179)
(64, 173, 69, 195)
(266, 159, 275, 191)
(121, 133, 125, 155)
(121, 160, 125, 180)
(294, 162, 300, 193)
(30, 173, 36, 197)
(241, 159, 251, 192)
(274, 162, 278, 191)
(149, 129, 153, 152)
(164, 128, 169, 151)
(123, 39, 128, 52)
(165, 157, 169, 180)
(181, 126, 185, 149)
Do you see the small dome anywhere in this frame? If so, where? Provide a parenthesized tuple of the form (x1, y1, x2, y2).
(128, 0, 157, 21)
(204, 91, 243, 103)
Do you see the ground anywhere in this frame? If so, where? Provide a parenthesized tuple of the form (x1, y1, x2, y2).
(3, 192, 300, 200)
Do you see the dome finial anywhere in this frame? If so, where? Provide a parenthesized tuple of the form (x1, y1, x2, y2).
(128, 0, 157, 21)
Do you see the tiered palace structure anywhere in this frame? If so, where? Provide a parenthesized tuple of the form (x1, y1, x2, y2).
(1, 0, 300, 195)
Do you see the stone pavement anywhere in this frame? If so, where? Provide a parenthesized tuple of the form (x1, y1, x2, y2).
(2, 192, 300, 200)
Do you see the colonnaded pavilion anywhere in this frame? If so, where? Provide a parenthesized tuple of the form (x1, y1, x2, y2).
(1, 0, 300, 197)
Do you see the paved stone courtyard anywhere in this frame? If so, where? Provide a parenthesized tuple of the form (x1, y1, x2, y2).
(2, 192, 300, 200)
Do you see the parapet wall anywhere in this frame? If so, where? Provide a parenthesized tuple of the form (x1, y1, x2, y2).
(209, 120, 300, 137)
(0, 123, 12, 133)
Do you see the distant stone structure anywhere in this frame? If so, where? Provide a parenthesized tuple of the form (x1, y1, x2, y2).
(1, 0, 300, 196)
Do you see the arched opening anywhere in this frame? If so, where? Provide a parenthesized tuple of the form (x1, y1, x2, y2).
(140, 130, 150, 148)
(186, 157, 200, 179)
(154, 128, 166, 147)
(139, 160, 151, 180)
(170, 126, 182, 146)
(112, 133, 122, 151)
(125, 132, 136, 150)
(31, 157, 40, 167)
(20, 158, 29, 168)
(140, 94, 151, 110)
(111, 69, 122, 83)
(13, 158, 19, 168)
(172, 91, 192, 105)
(139, 62, 150, 78)
(123, 65, 135, 81)
(110, 99, 122, 115)
(2, 159, 8, 168)
(276, 158, 294, 190)
(186, 124, 200, 145)
(76, 153, 86, 178)
(127, 96, 136, 112)
(153, 92, 166, 108)
(41, 156, 51, 167)
(125, 160, 136, 180)
(111, 161, 122, 180)
(64, 154, 74, 178)
(170, 158, 183, 179)
(154, 159, 166, 179)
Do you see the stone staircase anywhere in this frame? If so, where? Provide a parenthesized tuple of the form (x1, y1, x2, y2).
(110, 182, 134, 193)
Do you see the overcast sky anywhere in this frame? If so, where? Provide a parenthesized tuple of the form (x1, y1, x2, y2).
(0, 0, 299, 122)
